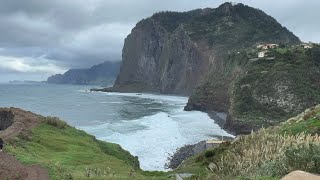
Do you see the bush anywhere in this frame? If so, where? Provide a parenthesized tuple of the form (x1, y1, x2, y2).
(42, 116, 69, 129)
(284, 143, 320, 173)
(195, 141, 231, 165)
(259, 143, 320, 177)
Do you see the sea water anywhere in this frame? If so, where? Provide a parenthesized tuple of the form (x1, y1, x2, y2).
(0, 84, 233, 171)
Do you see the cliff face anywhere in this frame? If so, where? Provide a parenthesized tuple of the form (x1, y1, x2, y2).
(47, 61, 120, 86)
(114, 19, 211, 95)
(114, 3, 300, 95)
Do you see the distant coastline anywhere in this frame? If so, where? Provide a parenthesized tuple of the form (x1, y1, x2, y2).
(8, 80, 47, 84)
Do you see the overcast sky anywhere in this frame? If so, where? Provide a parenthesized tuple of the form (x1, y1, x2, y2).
(0, 0, 319, 82)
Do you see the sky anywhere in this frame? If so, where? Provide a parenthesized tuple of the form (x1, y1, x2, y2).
(0, 0, 319, 82)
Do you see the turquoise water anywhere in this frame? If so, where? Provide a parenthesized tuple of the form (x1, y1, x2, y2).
(0, 83, 232, 170)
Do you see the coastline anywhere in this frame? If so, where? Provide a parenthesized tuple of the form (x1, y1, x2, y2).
(165, 141, 206, 169)
(166, 135, 235, 170)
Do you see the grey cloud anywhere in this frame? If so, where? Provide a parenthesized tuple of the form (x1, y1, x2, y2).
(0, 0, 319, 82)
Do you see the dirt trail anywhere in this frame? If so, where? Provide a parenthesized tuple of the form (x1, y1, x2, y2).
(0, 107, 49, 180)
(26, 165, 50, 180)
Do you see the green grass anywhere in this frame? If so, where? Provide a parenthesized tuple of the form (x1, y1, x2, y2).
(6, 117, 170, 180)
(274, 47, 291, 54)
(281, 116, 320, 135)
(280, 106, 320, 135)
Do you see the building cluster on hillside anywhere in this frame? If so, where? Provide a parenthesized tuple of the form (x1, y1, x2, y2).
(255, 42, 315, 58)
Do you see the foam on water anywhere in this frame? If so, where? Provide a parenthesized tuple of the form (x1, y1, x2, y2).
(98, 92, 188, 104)
(99, 101, 123, 104)
(79, 92, 234, 171)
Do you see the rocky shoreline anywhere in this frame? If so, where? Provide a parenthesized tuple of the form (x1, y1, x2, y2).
(165, 141, 206, 169)
(166, 137, 235, 169)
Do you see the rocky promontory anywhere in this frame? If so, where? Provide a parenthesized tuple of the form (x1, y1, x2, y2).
(47, 61, 120, 86)
(91, 2, 320, 135)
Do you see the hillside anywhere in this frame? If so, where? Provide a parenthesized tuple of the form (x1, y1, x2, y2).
(186, 44, 320, 134)
(112, 2, 300, 95)
(47, 61, 120, 86)
(176, 105, 320, 179)
(0, 108, 168, 179)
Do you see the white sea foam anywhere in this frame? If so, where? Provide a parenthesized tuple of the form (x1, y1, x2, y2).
(97, 92, 188, 104)
(99, 101, 123, 104)
(78, 92, 234, 171)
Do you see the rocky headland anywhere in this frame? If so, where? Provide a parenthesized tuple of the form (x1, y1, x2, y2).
(105, 2, 320, 134)
(47, 61, 120, 86)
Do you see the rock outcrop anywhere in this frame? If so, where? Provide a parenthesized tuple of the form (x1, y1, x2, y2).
(0, 110, 14, 131)
(281, 171, 320, 180)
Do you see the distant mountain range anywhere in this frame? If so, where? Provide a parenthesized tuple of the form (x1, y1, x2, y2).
(47, 61, 120, 86)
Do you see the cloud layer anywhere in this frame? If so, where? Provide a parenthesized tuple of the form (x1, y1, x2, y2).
(0, 0, 319, 82)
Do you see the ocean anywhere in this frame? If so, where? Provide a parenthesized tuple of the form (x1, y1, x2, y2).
(0, 83, 233, 171)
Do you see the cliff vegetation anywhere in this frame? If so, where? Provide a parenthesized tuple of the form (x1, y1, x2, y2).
(186, 45, 320, 134)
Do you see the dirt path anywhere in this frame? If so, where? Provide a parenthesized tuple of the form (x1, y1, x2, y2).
(0, 108, 49, 180)
(0, 152, 27, 180)
(26, 165, 50, 180)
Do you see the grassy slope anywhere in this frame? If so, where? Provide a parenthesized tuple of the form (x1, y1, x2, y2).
(177, 105, 320, 180)
(6, 117, 169, 180)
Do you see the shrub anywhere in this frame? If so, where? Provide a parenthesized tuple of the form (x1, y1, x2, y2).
(284, 143, 320, 173)
(42, 116, 69, 129)
(258, 143, 320, 176)
(195, 141, 231, 165)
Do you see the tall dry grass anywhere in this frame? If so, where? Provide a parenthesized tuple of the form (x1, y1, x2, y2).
(209, 129, 320, 179)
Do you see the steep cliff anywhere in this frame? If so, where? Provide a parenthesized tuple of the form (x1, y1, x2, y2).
(47, 61, 120, 86)
(113, 2, 300, 95)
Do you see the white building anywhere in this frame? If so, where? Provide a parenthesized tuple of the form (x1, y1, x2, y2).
(303, 44, 313, 49)
(258, 51, 266, 58)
